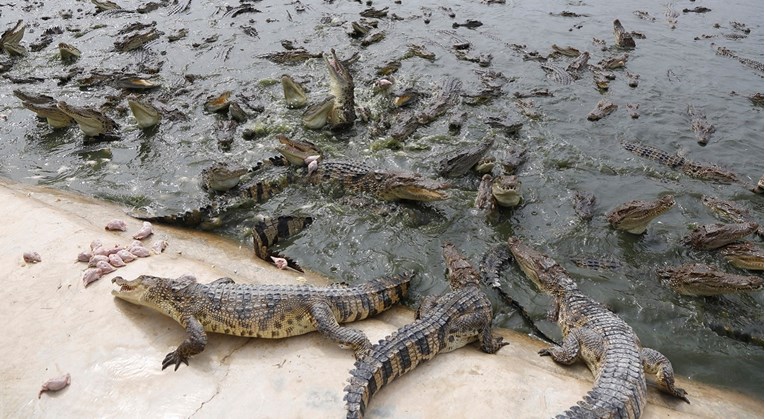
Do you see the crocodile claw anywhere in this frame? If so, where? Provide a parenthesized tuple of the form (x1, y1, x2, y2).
(538, 348, 552, 357)
(162, 350, 189, 371)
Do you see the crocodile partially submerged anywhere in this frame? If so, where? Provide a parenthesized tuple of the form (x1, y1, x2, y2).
(307, 160, 448, 202)
(301, 49, 356, 130)
(252, 215, 313, 272)
(606, 195, 675, 234)
(112, 272, 413, 370)
(657, 263, 763, 296)
(344, 242, 507, 418)
(684, 222, 759, 250)
(622, 141, 738, 184)
(507, 237, 689, 417)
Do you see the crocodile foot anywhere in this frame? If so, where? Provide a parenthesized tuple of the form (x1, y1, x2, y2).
(162, 349, 189, 371)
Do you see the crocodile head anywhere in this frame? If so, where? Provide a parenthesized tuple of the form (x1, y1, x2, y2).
(58, 42, 81, 61)
(21, 102, 72, 128)
(127, 98, 161, 129)
(275, 134, 321, 166)
(377, 173, 448, 201)
(491, 175, 522, 207)
(325, 48, 355, 129)
(301, 96, 335, 129)
(606, 195, 674, 234)
(281, 74, 307, 109)
(720, 242, 764, 270)
(506, 236, 577, 295)
(56, 101, 118, 136)
(657, 263, 763, 296)
(200, 161, 248, 192)
(112, 274, 197, 309)
(685, 222, 759, 250)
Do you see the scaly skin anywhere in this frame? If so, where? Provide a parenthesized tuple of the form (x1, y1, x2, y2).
(308, 160, 448, 202)
(719, 242, 764, 270)
(507, 237, 689, 418)
(56, 101, 119, 137)
(344, 242, 506, 418)
(621, 141, 686, 168)
(657, 263, 763, 295)
(606, 195, 675, 234)
(252, 215, 313, 272)
(684, 222, 759, 250)
(112, 272, 413, 370)
(437, 137, 495, 178)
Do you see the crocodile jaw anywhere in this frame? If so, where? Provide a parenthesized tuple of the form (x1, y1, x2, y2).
(381, 178, 448, 201)
(111, 275, 156, 305)
(302, 96, 334, 129)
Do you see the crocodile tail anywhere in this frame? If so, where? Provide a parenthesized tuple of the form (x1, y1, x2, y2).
(355, 271, 414, 316)
(344, 320, 440, 419)
(559, 355, 647, 419)
(129, 204, 216, 227)
(252, 215, 313, 269)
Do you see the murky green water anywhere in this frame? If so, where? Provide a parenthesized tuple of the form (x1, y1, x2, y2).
(1, 0, 762, 400)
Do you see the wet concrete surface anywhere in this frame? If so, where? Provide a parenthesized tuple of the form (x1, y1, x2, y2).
(0, 179, 761, 418)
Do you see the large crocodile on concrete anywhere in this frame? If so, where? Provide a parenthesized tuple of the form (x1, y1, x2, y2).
(507, 237, 689, 418)
(111, 272, 413, 370)
(343, 242, 507, 418)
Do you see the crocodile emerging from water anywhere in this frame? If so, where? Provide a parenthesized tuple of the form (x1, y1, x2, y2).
(112, 272, 413, 370)
(307, 160, 448, 202)
(344, 242, 507, 418)
(507, 237, 689, 418)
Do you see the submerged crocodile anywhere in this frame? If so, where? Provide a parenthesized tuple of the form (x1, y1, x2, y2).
(344, 242, 507, 418)
(657, 263, 763, 296)
(307, 160, 448, 202)
(606, 195, 675, 234)
(507, 237, 689, 418)
(622, 141, 738, 184)
(684, 222, 759, 250)
(112, 272, 413, 370)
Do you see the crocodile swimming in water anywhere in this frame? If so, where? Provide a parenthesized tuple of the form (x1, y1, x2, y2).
(507, 237, 689, 418)
(621, 141, 738, 184)
(343, 242, 507, 418)
(112, 272, 413, 370)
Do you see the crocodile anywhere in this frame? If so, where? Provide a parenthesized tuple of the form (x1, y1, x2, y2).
(58, 42, 81, 62)
(570, 257, 624, 272)
(112, 272, 413, 370)
(587, 99, 618, 121)
(281, 74, 308, 109)
(572, 191, 597, 222)
(114, 28, 162, 52)
(127, 98, 161, 129)
(307, 160, 448, 202)
(606, 195, 675, 234)
(0, 19, 26, 56)
(343, 242, 507, 418)
(14, 90, 73, 128)
(200, 161, 249, 192)
(621, 140, 738, 183)
(720, 242, 764, 270)
(613, 19, 636, 48)
(252, 215, 313, 272)
(687, 105, 715, 146)
(56, 100, 120, 137)
(507, 236, 689, 418)
(657, 263, 763, 296)
(701, 195, 762, 236)
(437, 136, 495, 177)
(301, 49, 356, 130)
(684, 222, 759, 250)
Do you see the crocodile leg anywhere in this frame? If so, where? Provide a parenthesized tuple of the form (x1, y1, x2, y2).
(641, 348, 690, 403)
(162, 315, 208, 371)
(480, 323, 509, 354)
(539, 328, 604, 365)
(309, 301, 372, 358)
(415, 295, 439, 319)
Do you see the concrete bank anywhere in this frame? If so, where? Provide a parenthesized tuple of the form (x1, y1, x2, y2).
(0, 179, 760, 418)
